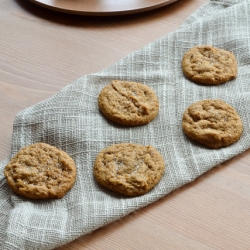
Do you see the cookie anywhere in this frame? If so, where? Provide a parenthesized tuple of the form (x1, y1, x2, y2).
(182, 99, 243, 149)
(4, 143, 76, 199)
(182, 45, 237, 85)
(94, 143, 165, 196)
(98, 80, 159, 126)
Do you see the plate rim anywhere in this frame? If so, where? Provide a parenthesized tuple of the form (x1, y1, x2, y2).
(27, 0, 178, 16)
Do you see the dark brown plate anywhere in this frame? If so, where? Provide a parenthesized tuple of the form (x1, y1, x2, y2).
(27, 0, 178, 16)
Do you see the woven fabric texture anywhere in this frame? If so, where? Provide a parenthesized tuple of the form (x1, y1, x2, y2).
(1, 0, 250, 249)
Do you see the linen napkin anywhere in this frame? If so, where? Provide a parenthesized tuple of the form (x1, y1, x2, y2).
(1, 0, 250, 249)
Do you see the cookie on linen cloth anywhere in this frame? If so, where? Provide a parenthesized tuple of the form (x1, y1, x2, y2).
(94, 143, 165, 196)
(182, 45, 237, 85)
(4, 143, 76, 199)
(182, 99, 243, 149)
(98, 80, 159, 126)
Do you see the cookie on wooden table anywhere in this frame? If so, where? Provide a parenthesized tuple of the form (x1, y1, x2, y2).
(98, 80, 159, 126)
(182, 99, 243, 149)
(94, 143, 165, 196)
(4, 143, 76, 199)
(182, 45, 237, 85)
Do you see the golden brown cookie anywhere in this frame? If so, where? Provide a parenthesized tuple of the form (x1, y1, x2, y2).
(182, 99, 243, 149)
(94, 143, 165, 196)
(4, 143, 76, 199)
(182, 45, 237, 85)
(98, 80, 159, 126)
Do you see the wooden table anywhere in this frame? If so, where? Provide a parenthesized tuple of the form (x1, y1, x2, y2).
(1, 0, 250, 249)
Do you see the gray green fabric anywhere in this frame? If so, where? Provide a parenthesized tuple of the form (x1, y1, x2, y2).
(1, 0, 250, 249)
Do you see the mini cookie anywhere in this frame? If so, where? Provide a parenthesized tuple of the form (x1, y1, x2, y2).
(4, 143, 76, 199)
(182, 45, 237, 85)
(98, 80, 159, 126)
(182, 99, 243, 149)
(94, 143, 165, 196)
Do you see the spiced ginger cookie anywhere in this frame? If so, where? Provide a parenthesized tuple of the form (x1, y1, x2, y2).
(182, 45, 237, 85)
(94, 143, 165, 196)
(182, 99, 243, 149)
(4, 143, 76, 199)
(98, 80, 159, 126)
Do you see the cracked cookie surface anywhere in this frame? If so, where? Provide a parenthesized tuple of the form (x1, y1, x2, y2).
(98, 80, 159, 126)
(94, 143, 165, 196)
(4, 143, 76, 199)
(182, 45, 237, 85)
(182, 99, 243, 149)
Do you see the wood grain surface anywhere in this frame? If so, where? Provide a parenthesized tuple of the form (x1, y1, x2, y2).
(1, 0, 250, 249)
